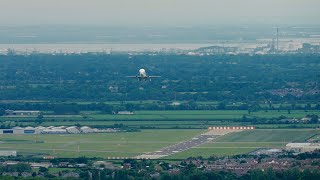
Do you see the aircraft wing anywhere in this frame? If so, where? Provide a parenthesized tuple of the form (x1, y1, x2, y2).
(148, 76, 161, 78)
(126, 76, 139, 78)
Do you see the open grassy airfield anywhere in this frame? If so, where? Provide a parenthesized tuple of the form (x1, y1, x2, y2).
(1, 129, 318, 159)
(1, 103, 319, 159)
(167, 129, 319, 159)
(66, 110, 320, 121)
(0, 129, 204, 158)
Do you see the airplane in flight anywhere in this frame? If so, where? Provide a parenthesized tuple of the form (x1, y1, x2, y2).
(126, 69, 160, 81)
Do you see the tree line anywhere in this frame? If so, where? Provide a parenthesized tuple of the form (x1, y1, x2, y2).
(1, 102, 320, 116)
(0, 53, 319, 102)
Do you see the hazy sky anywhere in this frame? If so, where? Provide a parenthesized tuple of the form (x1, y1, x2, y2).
(1, 0, 319, 26)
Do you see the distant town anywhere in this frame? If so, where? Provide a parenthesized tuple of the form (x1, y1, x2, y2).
(0, 25, 319, 55)
(1, 41, 319, 55)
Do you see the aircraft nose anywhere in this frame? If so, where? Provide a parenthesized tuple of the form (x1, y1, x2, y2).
(139, 69, 145, 73)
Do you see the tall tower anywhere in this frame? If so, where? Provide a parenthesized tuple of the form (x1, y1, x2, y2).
(276, 27, 279, 52)
(271, 37, 275, 52)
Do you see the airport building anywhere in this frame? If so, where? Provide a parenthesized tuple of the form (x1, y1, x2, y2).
(1, 127, 41, 134)
(117, 111, 134, 115)
(0, 151, 17, 157)
(0, 126, 108, 135)
(80, 126, 95, 133)
(66, 126, 80, 134)
(42, 129, 67, 134)
(4, 110, 40, 116)
(286, 143, 320, 153)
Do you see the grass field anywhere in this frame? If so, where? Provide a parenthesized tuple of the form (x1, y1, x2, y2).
(167, 129, 319, 159)
(1, 107, 319, 159)
(86, 111, 246, 121)
(167, 148, 256, 159)
(0, 129, 205, 158)
(215, 129, 319, 142)
(1, 128, 318, 159)
(2, 110, 319, 122)
(88, 110, 320, 121)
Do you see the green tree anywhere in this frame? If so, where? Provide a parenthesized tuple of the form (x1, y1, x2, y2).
(0, 108, 5, 116)
(307, 114, 319, 124)
(39, 167, 48, 173)
(79, 171, 90, 179)
(217, 102, 226, 110)
(14, 163, 32, 173)
(36, 113, 44, 124)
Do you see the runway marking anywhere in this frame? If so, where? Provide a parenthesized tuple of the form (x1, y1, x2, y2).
(193, 147, 266, 149)
(135, 130, 243, 159)
(135, 134, 221, 159)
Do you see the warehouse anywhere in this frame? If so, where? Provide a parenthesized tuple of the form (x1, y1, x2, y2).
(0, 128, 24, 134)
(286, 143, 320, 153)
(0, 151, 17, 157)
(35, 126, 46, 131)
(1, 126, 114, 134)
(42, 129, 67, 134)
(80, 126, 95, 133)
(66, 126, 80, 134)
(4, 110, 40, 116)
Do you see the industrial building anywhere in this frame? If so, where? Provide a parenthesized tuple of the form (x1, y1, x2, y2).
(66, 126, 80, 134)
(1, 127, 42, 134)
(286, 143, 320, 153)
(42, 129, 67, 134)
(0, 126, 110, 135)
(0, 151, 17, 157)
(117, 111, 134, 115)
(4, 110, 40, 116)
(80, 126, 95, 133)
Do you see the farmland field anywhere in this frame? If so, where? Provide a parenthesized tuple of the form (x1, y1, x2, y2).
(89, 110, 320, 120)
(1, 110, 319, 122)
(1, 110, 319, 129)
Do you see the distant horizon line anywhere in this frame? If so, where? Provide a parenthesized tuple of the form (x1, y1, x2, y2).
(1, 23, 320, 27)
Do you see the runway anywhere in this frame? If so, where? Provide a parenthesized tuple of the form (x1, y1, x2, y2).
(135, 134, 220, 159)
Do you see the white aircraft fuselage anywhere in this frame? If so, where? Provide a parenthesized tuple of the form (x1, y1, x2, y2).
(126, 69, 160, 81)
(139, 69, 147, 78)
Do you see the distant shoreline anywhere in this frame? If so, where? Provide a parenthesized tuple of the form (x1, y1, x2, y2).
(0, 36, 318, 54)
(0, 43, 222, 53)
